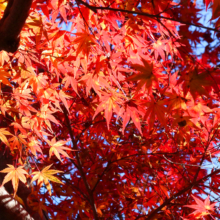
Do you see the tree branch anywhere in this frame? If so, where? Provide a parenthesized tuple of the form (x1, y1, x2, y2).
(143, 168, 220, 219)
(76, 1, 220, 33)
(62, 106, 99, 220)
(0, 147, 47, 220)
(0, 186, 34, 220)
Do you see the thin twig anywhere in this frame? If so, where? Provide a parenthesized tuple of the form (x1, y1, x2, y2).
(62, 106, 99, 220)
(163, 155, 212, 168)
(76, 1, 220, 33)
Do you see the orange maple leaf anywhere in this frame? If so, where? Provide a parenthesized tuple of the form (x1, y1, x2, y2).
(62, 75, 78, 95)
(0, 68, 12, 87)
(31, 164, 64, 196)
(59, 90, 72, 112)
(27, 192, 47, 219)
(178, 68, 213, 100)
(72, 29, 96, 58)
(38, 104, 61, 131)
(28, 137, 43, 156)
(165, 90, 188, 112)
(48, 137, 74, 162)
(0, 165, 28, 197)
(93, 90, 123, 129)
(118, 100, 143, 135)
(9, 134, 27, 153)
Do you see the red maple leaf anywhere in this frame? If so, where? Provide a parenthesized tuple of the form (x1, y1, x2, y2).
(184, 195, 217, 219)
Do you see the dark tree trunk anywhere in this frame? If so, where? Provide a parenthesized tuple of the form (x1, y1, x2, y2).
(0, 1, 46, 219)
(0, 0, 32, 52)
(0, 149, 47, 220)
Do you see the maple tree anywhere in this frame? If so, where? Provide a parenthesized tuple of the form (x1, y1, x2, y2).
(0, 0, 220, 219)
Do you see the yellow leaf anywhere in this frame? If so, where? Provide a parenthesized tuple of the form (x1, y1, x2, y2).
(0, 0, 7, 13)
(14, 194, 26, 207)
(0, 128, 12, 146)
(31, 164, 63, 196)
(0, 165, 28, 197)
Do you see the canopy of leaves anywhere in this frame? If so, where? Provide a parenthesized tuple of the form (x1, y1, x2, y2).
(0, 0, 220, 219)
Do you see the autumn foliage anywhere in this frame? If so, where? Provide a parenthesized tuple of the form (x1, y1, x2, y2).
(0, 0, 220, 219)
